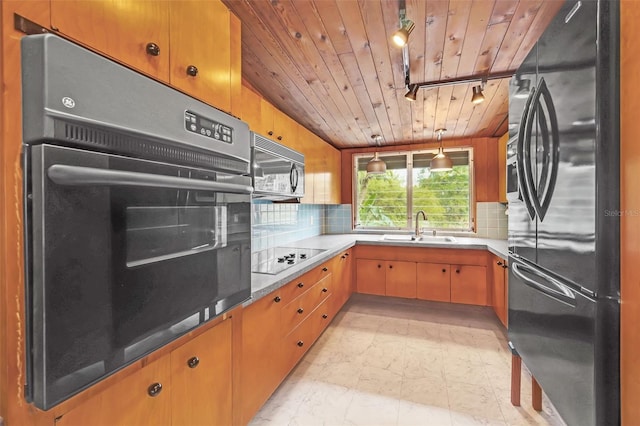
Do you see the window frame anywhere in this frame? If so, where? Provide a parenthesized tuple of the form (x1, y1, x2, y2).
(352, 147, 475, 232)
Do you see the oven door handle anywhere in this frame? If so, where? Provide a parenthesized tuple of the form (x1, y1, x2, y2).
(47, 164, 254, 194)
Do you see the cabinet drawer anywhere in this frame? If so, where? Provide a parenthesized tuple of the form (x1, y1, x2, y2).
(281, 275, 332, 334)
(280, 261, 332, 302)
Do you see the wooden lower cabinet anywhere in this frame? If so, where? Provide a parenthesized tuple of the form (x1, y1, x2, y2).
(417, 263, 451, 302)
(56, 320, 232, 426)
(56, 357, 172, 426)
(385, 261, 417, 298)
(356, 246, 489, 307)
(239, 288, 286, 423)
(450, 265, 488, 305)
(491, 255, 509, 326)
(171, 320, 232, 426)
(240, 253, 352, 424)
(356, 259, 386, 295)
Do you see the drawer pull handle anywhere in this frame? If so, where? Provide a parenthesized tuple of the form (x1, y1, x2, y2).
(442, 268, 446, 273)
(377, 264, 381, 268)
(297, 282, 304, 288)
(322, 267, 328, 272)
(322, 314, 328, 319)
(322, 288, 328, 293)
(147, 382, 163, 397)
(297, 308, 304, 314)
(341, 255, 346, 259)
(345, 253, 349, 257)
(277, 136, 283, 141)
(502, 264, 508, 269)
(497, 261, 503, 266)
(274, 296, 281, 303)
(389, 265, 393, 269)
(455, 269, 460, 274)
(268, 131, 274, 136)
(145, 42, 160, 56)
(297, 340, 304, 347)
(187, 356, 200, 369)
(186, 65, 198, 76)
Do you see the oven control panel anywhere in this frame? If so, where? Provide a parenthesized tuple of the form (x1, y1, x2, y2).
(184, 111, 233, 144)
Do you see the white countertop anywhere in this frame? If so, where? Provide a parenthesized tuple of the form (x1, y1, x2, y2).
(248, 234, 508, 304)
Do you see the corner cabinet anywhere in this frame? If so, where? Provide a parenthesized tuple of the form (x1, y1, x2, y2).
(49, 0, 239, 113)
(55, 319, 232, 426)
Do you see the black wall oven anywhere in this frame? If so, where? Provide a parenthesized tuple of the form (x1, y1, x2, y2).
(21, 34, 252, 409)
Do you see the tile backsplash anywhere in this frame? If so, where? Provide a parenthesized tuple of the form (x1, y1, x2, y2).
(324, 204, 353, 234)
(251, 201, 507, 252)
(475, 202, 508, 240)
(251, 202, 323, 251)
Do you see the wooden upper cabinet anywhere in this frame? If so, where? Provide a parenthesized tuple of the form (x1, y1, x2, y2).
(241, 85, 263, 131)
(56, 356, 172, 426)
(50, 0, 171, 82)
(259, 99, 276, 139)
(273, 110, 299, 150)
(171, 320, 232, 426)
(169, 0, 232, 112)
(327, 144, 342, 204)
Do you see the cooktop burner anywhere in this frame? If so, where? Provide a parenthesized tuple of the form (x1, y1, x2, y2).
(251, 247, 326, 275)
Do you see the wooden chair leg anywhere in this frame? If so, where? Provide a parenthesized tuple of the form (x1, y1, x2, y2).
(532, 377, 542, 411)
(511, 352, 522, 406)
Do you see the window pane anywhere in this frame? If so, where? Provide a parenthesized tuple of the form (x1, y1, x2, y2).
(355, 154, 407, 228)
(412, 152, 470, 230)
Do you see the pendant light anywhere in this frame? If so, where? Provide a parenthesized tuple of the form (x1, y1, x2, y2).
(366, 135, 386, 175)
(430, 129, 453, 172)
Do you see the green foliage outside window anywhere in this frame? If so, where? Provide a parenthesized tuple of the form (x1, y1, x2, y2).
(355, 150, 471, 231)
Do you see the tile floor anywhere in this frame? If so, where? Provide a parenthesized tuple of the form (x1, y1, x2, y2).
(250, 294, 566, 426)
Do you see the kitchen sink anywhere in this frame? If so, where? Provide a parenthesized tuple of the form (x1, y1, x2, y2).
(414, 235, 457, 244)
(379, 234, 457, 244)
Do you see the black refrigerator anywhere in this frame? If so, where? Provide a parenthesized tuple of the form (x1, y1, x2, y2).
(507, 1, 619, 425)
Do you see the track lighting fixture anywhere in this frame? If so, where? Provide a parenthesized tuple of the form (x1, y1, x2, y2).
(392, 19, 415, 47)
(430, 129, 453, 172)
(404, 84, 419, 101)
(471, 85, 485, 104)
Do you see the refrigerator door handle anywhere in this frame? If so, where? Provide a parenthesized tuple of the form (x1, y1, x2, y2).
(511, 262, 577, 306)
(516, 83, 538, 221)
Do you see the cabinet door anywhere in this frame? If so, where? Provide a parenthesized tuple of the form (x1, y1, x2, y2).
(492, 256, 508, 326)
(241, 85, 263, 131)
(273, 110, 299, 150)
(451, 265, 488, 306)
(56, 356, 172, 426)
(331, 250, 353, 315)
(50, 0, 170, 82)
(498, 133, 508, 203)
(260, 99, 276, 138)
(416, 263, 451, 302)
(240, 290, 285, 423)
(385, 261, 417, 298)
(327, 145, 342, 204)
(169, 0, 231, 112)
(171, 320, 232, 426)
(356, 259, 386, 296)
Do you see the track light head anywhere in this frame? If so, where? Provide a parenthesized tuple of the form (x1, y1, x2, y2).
(471, 85, 485, 104)
(392, 20, 415, 47)
(404, 84, 419, 101)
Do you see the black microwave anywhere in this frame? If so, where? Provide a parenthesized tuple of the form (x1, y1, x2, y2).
(251, 132, 305, 200)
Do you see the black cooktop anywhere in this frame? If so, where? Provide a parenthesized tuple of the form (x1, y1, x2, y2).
(251, 247, 326, 275)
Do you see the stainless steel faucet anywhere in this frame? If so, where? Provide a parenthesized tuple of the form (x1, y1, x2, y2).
(415, 210, 427, 238)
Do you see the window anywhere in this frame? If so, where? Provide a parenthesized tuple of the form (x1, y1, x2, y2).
(353, 148, 474, 232)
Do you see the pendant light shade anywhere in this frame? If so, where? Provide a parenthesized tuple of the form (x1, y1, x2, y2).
(431, 129, 453, 172)
(471, 85, 485, 104)
(366, 152, 387, 175)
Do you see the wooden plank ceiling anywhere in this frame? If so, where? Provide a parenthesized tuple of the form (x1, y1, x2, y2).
(223, 0, 564, 149)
